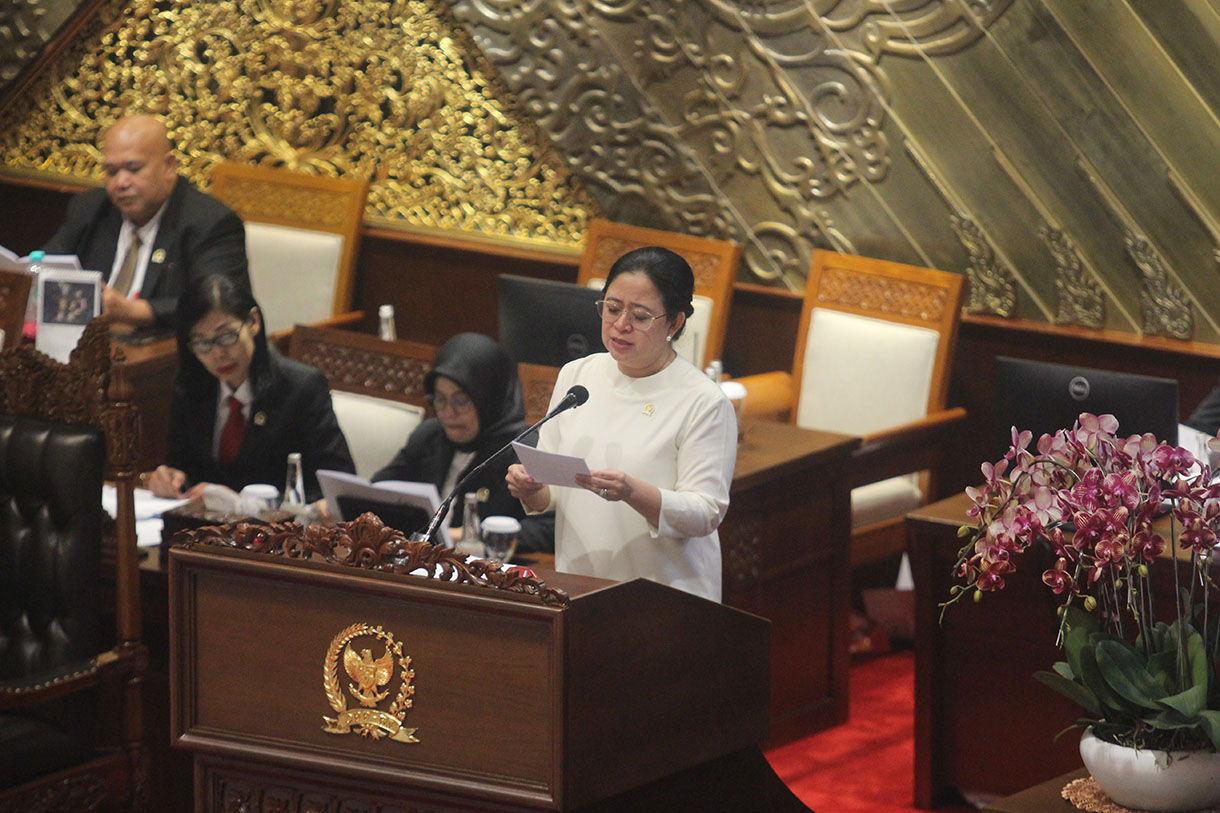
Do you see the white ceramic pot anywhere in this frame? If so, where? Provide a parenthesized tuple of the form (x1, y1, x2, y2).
(1079, 729, 1220, 812)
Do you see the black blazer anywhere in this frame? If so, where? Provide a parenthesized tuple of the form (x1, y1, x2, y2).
(43, 177, 249, 327)
(166, 349, 354, 502)
(372, 421, 553, 553)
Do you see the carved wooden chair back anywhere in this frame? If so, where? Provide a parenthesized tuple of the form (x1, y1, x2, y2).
(576, 219, 740, 370)
(288, 325, 436, 477)
(791, 250, 966, 566)
(0, 316, 145, 809)
(209, 163, 369, 335)
(789, 250, 964, 433)
(518, 362, 560, 426)
(0, 267, 32, 350)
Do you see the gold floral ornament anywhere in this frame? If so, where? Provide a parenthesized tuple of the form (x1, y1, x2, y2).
(0, 0, 594, 248)
(322, 622, 418, 743)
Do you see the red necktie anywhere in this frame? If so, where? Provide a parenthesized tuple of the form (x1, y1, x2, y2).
(218, 395, 245, 464)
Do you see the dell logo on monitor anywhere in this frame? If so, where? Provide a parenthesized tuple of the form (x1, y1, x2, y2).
(1068, 375, 1091, 401)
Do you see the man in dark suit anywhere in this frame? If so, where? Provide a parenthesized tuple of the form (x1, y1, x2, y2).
(43, 114, 249, 328)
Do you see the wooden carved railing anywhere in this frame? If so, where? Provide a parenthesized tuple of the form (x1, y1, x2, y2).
(176, 512, 570, 607)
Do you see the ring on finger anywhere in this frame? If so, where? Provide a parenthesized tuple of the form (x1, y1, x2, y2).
(600, 487, 608, 499)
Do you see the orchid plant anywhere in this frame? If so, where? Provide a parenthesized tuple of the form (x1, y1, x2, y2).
(946, 413, 1220, 752)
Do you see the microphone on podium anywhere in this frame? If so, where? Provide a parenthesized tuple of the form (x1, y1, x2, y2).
(407, 385, 590, 544)
(546, 384, 589, 417)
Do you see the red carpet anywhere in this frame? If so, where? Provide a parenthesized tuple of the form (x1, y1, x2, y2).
(765, 651, 976, 813)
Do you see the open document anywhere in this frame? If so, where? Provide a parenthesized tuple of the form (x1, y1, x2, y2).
(102, 485, 190, 547)
(318, 469, 442, 530)
(511, 441, 591, 487)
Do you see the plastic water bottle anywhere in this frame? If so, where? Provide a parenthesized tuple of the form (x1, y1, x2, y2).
(24, 250, 43, 335)
(281, 452, 307, 521)
(454, 491, 483, 557)
(704, 359, 723, 382)
(378, 304, 397, 341)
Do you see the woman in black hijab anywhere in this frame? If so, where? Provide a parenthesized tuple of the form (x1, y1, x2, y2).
(372, 333, 551, 552)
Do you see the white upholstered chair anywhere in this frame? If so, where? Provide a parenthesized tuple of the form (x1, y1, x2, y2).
(330, 391, 424, 478)
(736, 250, 967, 567)
(577, 219, 739, 370)
(289, 324, 438, 478)
(209, 163, 368, 336)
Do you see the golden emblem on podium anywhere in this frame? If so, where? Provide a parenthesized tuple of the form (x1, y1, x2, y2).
(321, 623, 418, 743)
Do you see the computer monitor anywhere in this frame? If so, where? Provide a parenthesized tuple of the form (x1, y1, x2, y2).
(993, 357, 1179, 458)
(497, 274, 604, 366)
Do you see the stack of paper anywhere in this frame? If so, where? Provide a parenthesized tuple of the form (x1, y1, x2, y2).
(102, 485, 190, 547)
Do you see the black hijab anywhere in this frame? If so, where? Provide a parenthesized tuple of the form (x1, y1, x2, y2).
(425, 333, 526, 453)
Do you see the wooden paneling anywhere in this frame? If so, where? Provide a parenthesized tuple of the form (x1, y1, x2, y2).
(943, 314, 1220, 495)
(354, 227, 578, 347)
(721, 283, 803, 379)
(170, 543, 773, 810)
(0, 176, 77, 250)
(8, 174, 1220, 501)
(723, 423, 859, 744)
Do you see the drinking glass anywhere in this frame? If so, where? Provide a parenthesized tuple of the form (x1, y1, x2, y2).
(239, 483, 280, 517)
(481, 515, 521, 564)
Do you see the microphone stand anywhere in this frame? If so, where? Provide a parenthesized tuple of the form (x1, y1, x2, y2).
(408, 394, 583, 544)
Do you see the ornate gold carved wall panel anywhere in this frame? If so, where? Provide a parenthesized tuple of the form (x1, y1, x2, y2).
(0, 0, 594, 249)
(449, 0, 1014, 290)
(7, 0, 1220, 342)
(450, 0, 1220, 341)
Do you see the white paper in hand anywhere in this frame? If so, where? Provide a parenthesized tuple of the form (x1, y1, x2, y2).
(511, 442, 590, 487)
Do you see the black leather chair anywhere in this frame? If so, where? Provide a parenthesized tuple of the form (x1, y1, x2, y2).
(0, 318, 145, 811)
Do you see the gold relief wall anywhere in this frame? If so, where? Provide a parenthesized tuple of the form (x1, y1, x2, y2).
(450, 0, 1220, 342)
(0, 0, 595, 249)
(7, 1, 1220, 341)
(449, 0, 1013, 291)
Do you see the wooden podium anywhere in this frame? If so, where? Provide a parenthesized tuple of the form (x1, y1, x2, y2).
(169, 516, 806, 811)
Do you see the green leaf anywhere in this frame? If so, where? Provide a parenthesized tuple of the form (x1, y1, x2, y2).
(1035, 670, 1102, 717)
(1184, 625, 1209, 690)
(1148, 622, 1171, 654)
(1146, 650, 1177, 683)
(1158, 684, 1206, 720)
(1078, 643, 1138, 716)
(1052, 661, 1076, 681)
(1062, 612, 1096, 681)
(1196, 710, 1220, 752)
(1142, 712, 1194, 730)
(1094, 640, 1164, 711)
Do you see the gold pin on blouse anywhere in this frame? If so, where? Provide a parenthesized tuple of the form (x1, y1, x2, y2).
(643, 403, 655, 417)
(476, 487, 490, 502)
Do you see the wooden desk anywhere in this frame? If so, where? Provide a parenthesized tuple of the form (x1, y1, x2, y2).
(506, 422, 858, 744)
(131, 544, 194, 812)
(723, 421, 859, 744)
(910, 494, 1198, 808)
(111, 334, 177, 471)
(168, 530, 803, 811)
(133, 422, 856, 805)
(982, 769, 1087, 812)
(910, 494, 1094, 808)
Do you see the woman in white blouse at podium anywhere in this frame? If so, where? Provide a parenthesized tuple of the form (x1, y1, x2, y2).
(506, 247, 737, 602)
